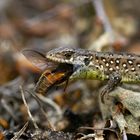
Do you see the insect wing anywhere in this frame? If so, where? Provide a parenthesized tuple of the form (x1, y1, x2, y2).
(22, 49, 57, 71)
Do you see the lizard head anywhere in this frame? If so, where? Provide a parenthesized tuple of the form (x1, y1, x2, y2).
(46, 47, 93, 66)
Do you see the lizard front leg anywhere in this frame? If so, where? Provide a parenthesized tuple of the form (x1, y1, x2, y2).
(101, 72, 122, 103)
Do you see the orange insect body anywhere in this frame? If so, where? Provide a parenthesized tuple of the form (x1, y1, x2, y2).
(22, 49, 73, 95)
(35, 70, 65, 94)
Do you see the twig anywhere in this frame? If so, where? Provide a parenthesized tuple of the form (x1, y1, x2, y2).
(20, 86, 38, 129)
(79, 126, 117, 133)
(92, 0, 113, 33)
(79, 126, 120, 139)
(79, 133, 97, 140)
(11, 121, 28, 140)
(92, 0, 115, 47)
(25, 89, 55, 130)
(122, 130, 128, 140)
(37, 94, 63, 118)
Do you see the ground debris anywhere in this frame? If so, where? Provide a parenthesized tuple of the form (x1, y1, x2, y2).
(4, 129, 74, 140)
(0, 0, 140, 140)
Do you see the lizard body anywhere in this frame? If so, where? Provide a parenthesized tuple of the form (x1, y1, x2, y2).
(46, 47, 140, 83)
(46, 47, 140, 102)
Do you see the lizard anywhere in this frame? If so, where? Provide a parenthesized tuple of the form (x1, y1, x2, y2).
(46, 47, 140, 103)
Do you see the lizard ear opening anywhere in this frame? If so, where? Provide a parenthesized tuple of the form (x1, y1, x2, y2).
(84, 58, 90, 66)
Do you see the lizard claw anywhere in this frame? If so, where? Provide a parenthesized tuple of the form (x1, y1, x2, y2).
(101, 72, 122, 104)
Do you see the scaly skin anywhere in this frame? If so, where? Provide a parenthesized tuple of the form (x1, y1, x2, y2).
(46, 47, 140, 83)
(46, 47, 140, 103)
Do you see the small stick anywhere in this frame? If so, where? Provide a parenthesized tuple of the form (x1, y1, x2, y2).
(79, 126, 117, 133)
(11, 122, 28, 140)
(79, 126, 121, 139)
(25, 89, 55, 130)
(37, 94, 63, 118)
(122, 130, 128, 140)
(92, 0, 115, 45)
(92, 0, 113, 33)
(20, 86, 38, 129)
(79, 133, 97, 140)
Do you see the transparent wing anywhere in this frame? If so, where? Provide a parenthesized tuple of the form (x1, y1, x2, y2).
(22, 49, 57, 71)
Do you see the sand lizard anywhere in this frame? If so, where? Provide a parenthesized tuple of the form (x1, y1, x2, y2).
(46, 47, 140, 102)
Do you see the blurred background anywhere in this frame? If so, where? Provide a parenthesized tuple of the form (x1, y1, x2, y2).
(0, 0, 140, 139)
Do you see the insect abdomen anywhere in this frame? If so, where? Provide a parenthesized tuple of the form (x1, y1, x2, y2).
(35, 74, 51, 94)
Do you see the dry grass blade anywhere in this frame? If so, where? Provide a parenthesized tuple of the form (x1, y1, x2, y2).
(25, 89, 55, 130)
(122, 130, 128, 140)
(11, 122, 28, 140)
(92, 0, 113, 34)
(37, 94, 62, 118)
(20, 86, 38, 129)
(79, 134, 99, 140)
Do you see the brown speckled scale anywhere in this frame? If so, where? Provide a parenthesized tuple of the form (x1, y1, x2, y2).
(46, 47, 140, 103)
(46, 47, 140, 83)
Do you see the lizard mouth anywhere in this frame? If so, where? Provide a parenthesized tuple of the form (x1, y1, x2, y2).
(22, 48, 75, 93)
(40, 62, 74, 93)
(51, 63, 74, 79)
(46, 55, 73, 64)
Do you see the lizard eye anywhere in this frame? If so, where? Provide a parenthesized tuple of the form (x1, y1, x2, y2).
(84, 57, 90, 66)
(64, 52, 73, 59)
